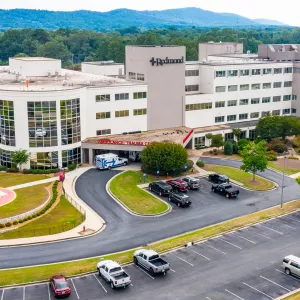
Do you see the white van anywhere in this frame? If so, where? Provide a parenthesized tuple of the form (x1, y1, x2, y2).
(95, 153, 128, 170)
(282, 255, 300, 276)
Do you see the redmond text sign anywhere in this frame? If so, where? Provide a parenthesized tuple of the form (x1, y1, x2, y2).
(98, 139, 151, 146)
(150, 57, 184, 66)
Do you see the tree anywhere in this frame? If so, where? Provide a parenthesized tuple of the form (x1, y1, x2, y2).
(205, 133, 213, 146)
(12, 149, 30, 171)
(211, 134, 224, 150)
(141, 142, 188, 175)
(224, 141, 233, 155)
(232, 128, 242, 140)
(239, 141, 268, 181)
(237, 139, 250, 152)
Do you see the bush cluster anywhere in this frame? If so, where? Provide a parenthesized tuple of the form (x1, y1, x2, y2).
(196, 160, 205, 168)
(267, 140, 288, 154)
(288, 156, 299, 160)
(67, 163, 77, 171)
(296, 177, 300, 185)
(6, 167, 19, 173)
(267, 155, 277, 161)
(224, 141, 233, 155)
(23, 168, 59, 174)
(293, 136, 300, 148)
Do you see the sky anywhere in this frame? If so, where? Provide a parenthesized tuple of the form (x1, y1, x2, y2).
(1, 0, 299, 26)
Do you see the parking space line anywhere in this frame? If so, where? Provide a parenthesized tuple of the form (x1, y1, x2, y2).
(277, 221, 297, 230)
(230, 232, 256, 244)
(23, 286, 25, 300)
(188, 248, 210, 261)
(284, 215, 300, 223)
(171, 253, 194, 266)
(71, 279, 80, 299)
(134, 265, 155, 279)
(47, 283, 51, 300)
(93, 274, 108, 293)
(276, 269, 300, 282)
(225, 289, 245, 300)
(259, 224, 283, 235)
(218, 237, 242, 249)
(204, 243, 226, 255)
(260, 275, 291, 292)
(252, 231, 272, 240)
(0, 290, 4, 300)
(170, 268, 176, 273)
(243, 282, 274, 299)
(206, 297, 213, 300)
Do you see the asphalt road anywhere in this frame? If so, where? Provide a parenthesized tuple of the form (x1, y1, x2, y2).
(2, 211, 300, 299)
(0, 158, 299, 270)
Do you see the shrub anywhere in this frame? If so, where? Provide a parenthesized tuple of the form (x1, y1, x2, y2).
(237, 139, 250, 152)
(288, 156, 299, 160)
(267, 150, 277, 156)
(5, 222, 12, 227)
(27, 216, 32, 220)
(267, 155, 277, 161)
(0, 166, 6, 171)
(6, 167, 19, 173)
(297, 177, 300, 185)
(13, 221, 18, 225)
(293, 136, 300, 148)
(232, 143, 238, 154)
(267, 140, 288, 154)
(0, 224, 4, 229)
(22, 169, 31, 174)
(224, 141, 233, 155)
(197, 160, 205, 167)
(67, 163, 77, 171)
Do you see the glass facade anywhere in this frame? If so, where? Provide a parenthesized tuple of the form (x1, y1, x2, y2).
(28, 101, 57, 147)
(0, 149, 13, 168)
(0, 100, 15, 146)
(60, 99, 81, 145)
(30, 152, 59, 169)
(62, 147, 81, 168)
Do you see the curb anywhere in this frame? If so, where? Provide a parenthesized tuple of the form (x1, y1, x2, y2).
(276, 288, 300, 299)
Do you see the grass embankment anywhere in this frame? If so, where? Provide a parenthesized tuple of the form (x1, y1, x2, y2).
(0, 195, 84, 239)
(0, 173, 50, 188)
(109, 171, 169, 215)
(268, 162, 300, 176)
(285, 292, 300, 299)
(0, 184, 49, 218)
(203, 164, 275, 191)
(1, 199, 300, 286)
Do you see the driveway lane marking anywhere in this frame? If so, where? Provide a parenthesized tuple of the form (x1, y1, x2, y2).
(0, 290, 3, 300)
(225, 289, 245, 300)
(218, 237, 242, 249)
(229, 232, 256, 244)
(259, 224, 283, 235)
(260, 275, 291, 292)
(243, 282, 275, 299)
(188, 248, 210, 261)
(47, 283, 51, 300)
(93, 274, 107, 293)
(171, 253, 194, 266)
(276, 269, 300, 282)
(134, 264, 155, 279)
(23, 286, 25, 300)
(71, 279, 80, 299)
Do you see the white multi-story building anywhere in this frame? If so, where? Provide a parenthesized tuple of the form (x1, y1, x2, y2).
(0, 43, 299, 168)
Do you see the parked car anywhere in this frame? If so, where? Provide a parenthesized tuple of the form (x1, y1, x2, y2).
(49, 275, 71, 298)
(35, 127, 47, 137)
(168, 190, 191, 207)
(166, 179, 189, 192)
(149, 181, 172, 196)
(97, 260, 131, 289)
(133, 249, 170, 275)
(182, 177, 201, 190)
(211, 183, 239, 198)
(208, 173, 229, 184)
(282, 255, 300, 276)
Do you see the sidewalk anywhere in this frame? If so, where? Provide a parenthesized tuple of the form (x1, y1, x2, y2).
(0, 167, 105, 247)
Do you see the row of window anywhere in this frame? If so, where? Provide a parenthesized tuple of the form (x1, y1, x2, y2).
(216, 81, 293, 93)
(215, 67, 293, 78)
(185, 70, 199, 77)
(96, 92, 147, 102)
(0, 100, 15, 147)
(96, 109, 147, 119)
(128, 72, 145, 81)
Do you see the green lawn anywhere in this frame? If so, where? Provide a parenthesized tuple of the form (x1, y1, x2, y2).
(203, 164, 275, 191)
(268, 162, 300, 175)
(0, 195, 85, 239)
(0, 184, 49, 218)
(110, 171, 169, 215)
(284, 292, 300, 300)
(0, 173, 50, 188)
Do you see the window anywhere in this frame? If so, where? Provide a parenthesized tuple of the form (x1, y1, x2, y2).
(284, 67, 293, 74)
(262, 97, 271, 103)
(216, 86, 226, 93)
(239, 113, 248, 120)
(194, 137, 205, 148)
(96, 94, 110, 102)
(216, 71, 226, 77)
(96, 112, 111, 119)
(292, 95, 297, 101)
(283, 95, 291, 101)
(283, 108, 291, 115)
(273, 96, 281, 102)
(0, 100, 15, 147)
(133, 108, 147, 116)
(115, 110, 129, 118)
(290, 262, 300, 269)
(0, 149, 13, 168)
(272, 110, 281, 116)
(240, 84, 249, 91)
(274, 68, 282, 74)
(252, 69, 261, 75)
(115, 93, 129, 101)
(252, 83, 261, 90)
(284, 81, 292, 87)
(239, 99, 249, 106)
(185, 85, 199, 92)
(249, 129, 257, 140)
(227, 100, 237, 107)
(137, 73, 145, 81)
(96, 129, 111, 136)
(215, 116, 225, 123)
(263, 83, 272, 89)
(62, 147, 81, 168)
(185, 70, 199, 76)
(240, 69, 250, 76)
(273, 82, 282, 88)
(215, 101, 225, 108)
(262, 111, 270, 117)
(129, 72, 136, 80)
(251, 98, 260, 104)
(185, 103, 212, 111)
(250, 112, 259, 119)
(30, 151, 59, 170)
(263, 68, 272, 75)
(228, 70, 238, 77)
(133, 92, 147, 99)
(227, 115, 236, 122)
(228, 85, 238, 92)
(225, 132, 234, 141)
(292, 109, 297, 114)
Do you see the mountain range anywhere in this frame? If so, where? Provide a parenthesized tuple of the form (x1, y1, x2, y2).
(0, 7, 288, 31)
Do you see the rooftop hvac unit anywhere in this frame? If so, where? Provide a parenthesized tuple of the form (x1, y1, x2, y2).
(86, 81, 91, 86)
(55, 71, 59, 77)
(62, 80, 68, 86)
(47, 72, 51, 77)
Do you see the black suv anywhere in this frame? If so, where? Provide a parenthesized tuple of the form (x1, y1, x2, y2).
(208, 173, 229, 184)
(168, 191, 191, 207)
(149, 181, 172, 197)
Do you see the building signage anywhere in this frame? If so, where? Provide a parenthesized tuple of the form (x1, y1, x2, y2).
(150, 57, 184, 66)
(98, 139, 151, 146)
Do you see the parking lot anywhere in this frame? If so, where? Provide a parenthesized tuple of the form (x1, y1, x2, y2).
(1, 211, 300, 300)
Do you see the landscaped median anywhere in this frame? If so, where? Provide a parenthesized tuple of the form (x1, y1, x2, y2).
(109, 170, 169, 215)
(0, 172, 51, 188)
(1, 198, 300, 286)
(284, 292, 300, 299)
(203, 164, 276, 191)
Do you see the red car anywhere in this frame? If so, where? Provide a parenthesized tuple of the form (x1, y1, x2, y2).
(50, 275, 71, 298)
(166, 179, 189, 192)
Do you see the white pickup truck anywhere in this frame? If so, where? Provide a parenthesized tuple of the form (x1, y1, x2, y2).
(97, 260, 131, 289)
